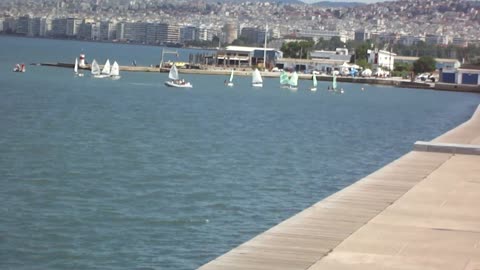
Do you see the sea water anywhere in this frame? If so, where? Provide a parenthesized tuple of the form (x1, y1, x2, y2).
(1, 36, 479, 270)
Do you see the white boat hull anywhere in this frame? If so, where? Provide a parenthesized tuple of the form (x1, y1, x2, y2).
(227, 82, 234, 87)
(165, 81, 192, 88)
(310, 87, 317, 92)
(252, 83, 263, 87)
(93, 74, 110, 78)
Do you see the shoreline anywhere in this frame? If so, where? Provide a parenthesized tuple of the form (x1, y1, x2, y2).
(199, 105, 480, 270)
(39, 62, 474, 92)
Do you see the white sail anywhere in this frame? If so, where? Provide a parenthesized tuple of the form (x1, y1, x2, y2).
(252, 69, 263, 84)
(229, 69, 234, 82)
(289, 71, 298, 87)
(91, 59, 100, 75)
(313, 74, 317, 87)
(169, 64, 179, 80)
(110, 61, 120, 76)
(74, 58, 78, 73)
(101, 59, 111, 75)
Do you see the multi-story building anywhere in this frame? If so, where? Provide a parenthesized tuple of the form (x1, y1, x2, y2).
(27, 17, 41, 37)
(66, 18, 82, 37)
(77, 22, 93, 40)
(180, 26, 198, 43)
(50, 18, 67, 37)
(367, 49, 396, 71)
(99, 21, 115, 41)
(354, 29, 370, 42)
(296, 29, 347, 43)
(425, 34, 449, 46)
(157, 23, 180, 44)
(16, 16, 30, 35)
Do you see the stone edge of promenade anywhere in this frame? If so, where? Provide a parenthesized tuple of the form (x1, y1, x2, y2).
(198, 104, 480, 270)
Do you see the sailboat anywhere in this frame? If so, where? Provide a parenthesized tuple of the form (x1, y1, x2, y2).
(98, 59, 111, 78)
(74, 58, 84, 77)
(332, 74, 344, 94)
(280, 70, 289, 88)
(310, 74, 317, 91)
(110, 61, 120, 79)
(91, 59, 101, 76)
(288, 71, 299, 90)
(226, 69, 234, 87)
(165, 64, 192, 88)
(252, 68, 263, 87)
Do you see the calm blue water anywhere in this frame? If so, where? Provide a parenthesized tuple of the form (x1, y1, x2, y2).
(1, 36, 479, 270)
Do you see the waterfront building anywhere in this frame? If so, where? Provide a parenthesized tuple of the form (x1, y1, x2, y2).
(28, 17, 41, 37)
(116, 22, 125, 40)
(16, 16, 30, 35)
(38, 18, 50, 37)
(77, 22, 93, 40)
(50, 18, 67, 37)
(130, 22, 148, 43)
(310, 48, 351, 62)
(214, 46, 282, 68)
(66, 18, 81, 37)
(367, 49, 396, 71)
(157, 23, 180, 44)
(440, 67, 480, 85)
(180, 26, 198, 43)
(99, 21, 115, 41)
(275, 58, 345, 74)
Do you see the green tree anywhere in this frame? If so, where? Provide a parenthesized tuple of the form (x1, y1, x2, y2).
(356, 59, 371, 70)
(413, 56, 436, 74)
(281, 40, 314, 59)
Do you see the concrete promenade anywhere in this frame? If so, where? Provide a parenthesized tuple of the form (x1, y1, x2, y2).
(199, 105, 480, 270)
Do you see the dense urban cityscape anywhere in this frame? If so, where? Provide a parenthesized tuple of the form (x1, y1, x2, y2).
(1, 0, 479, 50)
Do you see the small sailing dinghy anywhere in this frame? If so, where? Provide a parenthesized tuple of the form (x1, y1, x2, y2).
(288, 71, 299, 90)
(91, 59, 101, 77)
(74, 58, 84, 77)
(280, 70, 289, 88)
(164, 64, 192, 88)
(110, 61, 120, 80)
(310, 74, 317, 91)
(226, 69, 234, 87)
(252, 68, 263, 87)
(331, 74, 344, 94)
(13, 63, 26, 72)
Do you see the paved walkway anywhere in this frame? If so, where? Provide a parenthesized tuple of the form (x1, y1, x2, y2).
(199, 105, 480, 270)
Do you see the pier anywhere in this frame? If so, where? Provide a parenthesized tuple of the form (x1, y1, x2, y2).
(199, 105, 480, 270)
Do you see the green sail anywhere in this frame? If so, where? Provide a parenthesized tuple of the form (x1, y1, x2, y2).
(280, 71, 290, 85)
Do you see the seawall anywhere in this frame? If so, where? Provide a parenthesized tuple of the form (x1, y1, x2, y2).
(199, 105, 480, 270)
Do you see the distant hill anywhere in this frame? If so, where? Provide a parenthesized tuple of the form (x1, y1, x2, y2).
(311, 1, 366, 8)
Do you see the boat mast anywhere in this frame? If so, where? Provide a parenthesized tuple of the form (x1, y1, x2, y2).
(263, 24, 268, 70)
